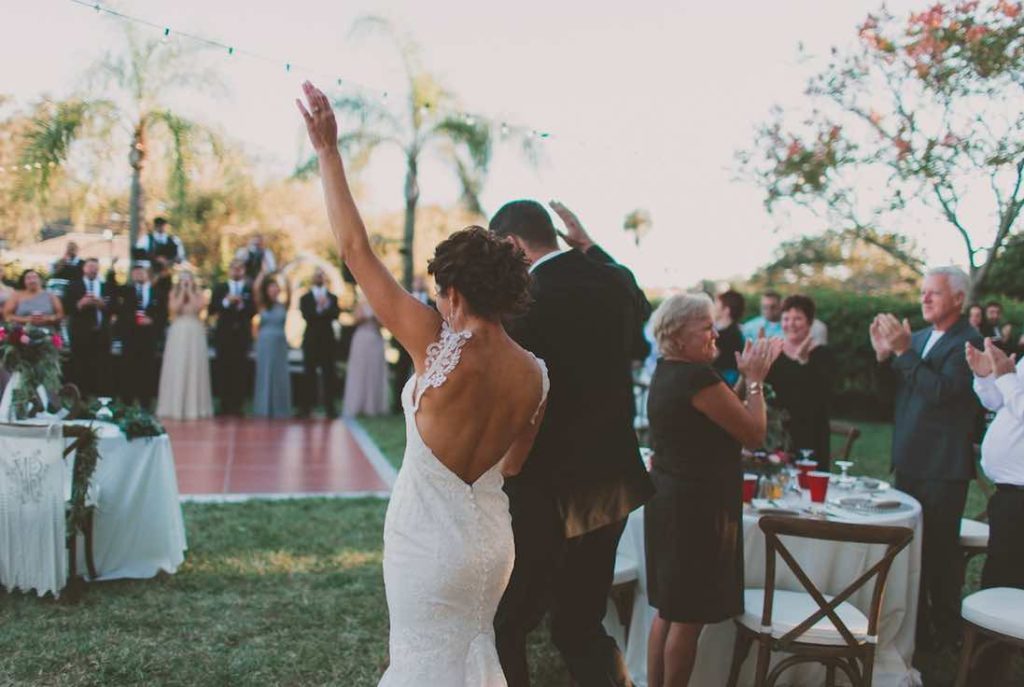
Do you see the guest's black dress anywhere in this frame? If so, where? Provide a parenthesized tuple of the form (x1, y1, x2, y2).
(644, 359, 743, 623)
(765, 347, 835, 470)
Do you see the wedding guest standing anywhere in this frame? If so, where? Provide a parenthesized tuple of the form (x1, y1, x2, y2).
(644, 293, 780, 686)
(490, 200, 652, 686)
(252, 273, 292, 418)
(4, 269, 64, 332)
(133, 217, 185, 266)
(64, 258, 112, 398)
(235, 233, 277, 282)
(871, 266, 982, 650)
(968, 338, 1024, 591)
(741, 290, 783, 340)
(50, 241, 84, 281)
(765, 294, 836, 468)
(209, 260, 256, 416)
(714, 290, 745, 386)
(390, 276, 434, 413)
(968, 304, 985, 332)
(119, 264, 168, 410)
(299, 269, 341, 418)
(341, 296, 389, 417)
(157, 271, 213, 420)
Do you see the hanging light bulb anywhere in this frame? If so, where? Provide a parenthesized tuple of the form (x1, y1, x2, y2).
(162, 27, 171, 43)
(500, 122, 510, 137)
(464, 113, 476, 126)
(285, 63, 292, 73)
(227, 46, 235, 56)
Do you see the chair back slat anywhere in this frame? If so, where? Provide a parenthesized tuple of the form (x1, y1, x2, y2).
(758, 516, 913, 650)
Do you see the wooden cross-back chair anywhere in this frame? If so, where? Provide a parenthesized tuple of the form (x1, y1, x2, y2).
(727, 516, 914, 687)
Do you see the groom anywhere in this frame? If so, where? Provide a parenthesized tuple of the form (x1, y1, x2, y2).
(491, 200, 653, 686)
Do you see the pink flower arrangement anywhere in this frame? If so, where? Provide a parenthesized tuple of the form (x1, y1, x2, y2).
(51, 334, 63, 350)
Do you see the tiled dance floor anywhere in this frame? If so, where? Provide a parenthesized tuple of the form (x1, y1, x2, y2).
(164, 418, 392, 497)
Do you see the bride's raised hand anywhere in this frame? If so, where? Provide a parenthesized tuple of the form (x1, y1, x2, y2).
(296, 81, 338, 155)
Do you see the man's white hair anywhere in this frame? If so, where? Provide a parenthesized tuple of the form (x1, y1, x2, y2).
(650, 292, 714, 357)
(925, 266, 970, 302)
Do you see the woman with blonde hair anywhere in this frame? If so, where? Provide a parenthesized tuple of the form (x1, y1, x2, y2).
(645, 292, 782, 686)
(157, 270, 213, 420)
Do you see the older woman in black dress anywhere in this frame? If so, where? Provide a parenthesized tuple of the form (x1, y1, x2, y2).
(765, 294, 835, 470)
(645, 293, 781, 686)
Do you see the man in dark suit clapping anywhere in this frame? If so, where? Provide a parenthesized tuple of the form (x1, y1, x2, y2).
(490, 200, 653, 687)
(64, 258, 113, 398)
(119, 263, 168, 410)
(871, 266, 983, 650)
(299, 268, 341, 418)
(209, 259, 256, 416)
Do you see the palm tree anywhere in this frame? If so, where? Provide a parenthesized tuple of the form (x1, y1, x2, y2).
(18, 25, 223, 249)
(297, 16, 539, 289)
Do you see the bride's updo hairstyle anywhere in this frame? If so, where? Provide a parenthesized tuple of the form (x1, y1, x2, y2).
(427, 226, 532, 320)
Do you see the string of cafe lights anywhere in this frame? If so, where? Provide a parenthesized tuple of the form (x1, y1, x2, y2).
(1, 1, 657, 181)
(1, 0, 555, 176)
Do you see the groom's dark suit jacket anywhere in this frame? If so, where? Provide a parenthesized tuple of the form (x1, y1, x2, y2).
(886, 316, 982, 481)
(507, 245, 654, 537)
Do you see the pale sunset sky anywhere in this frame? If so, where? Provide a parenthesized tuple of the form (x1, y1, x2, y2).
(1, 0, 972, 287)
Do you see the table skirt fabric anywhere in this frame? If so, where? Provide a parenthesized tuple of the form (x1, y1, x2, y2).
(64, 422, 188, 580)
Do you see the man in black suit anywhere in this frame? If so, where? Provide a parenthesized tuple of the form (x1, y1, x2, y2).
(64, 258, 112, 398)
(299, 268, 341, 418)
(209, 259, 256, 416)
(490, 200, 653, 687)
(118, 264, 168, 410)
(51, 241, 84, 281)
(871, 266, 983, 649)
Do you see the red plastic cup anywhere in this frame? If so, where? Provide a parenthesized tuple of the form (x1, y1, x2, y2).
(742, 473, 759, 504)
(807, 471, 831, 504)
(796, 459, 818, 489)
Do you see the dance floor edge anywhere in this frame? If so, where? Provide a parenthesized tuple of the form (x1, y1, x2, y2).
(164, 417, 392, 496)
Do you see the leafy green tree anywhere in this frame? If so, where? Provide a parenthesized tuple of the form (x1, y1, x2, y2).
(297, 16, 538, 289)
(18, 25, 223, 249)
(741, 1, 1024, 300)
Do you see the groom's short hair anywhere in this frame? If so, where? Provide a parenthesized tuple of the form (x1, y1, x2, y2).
(489, 200, 558, 250)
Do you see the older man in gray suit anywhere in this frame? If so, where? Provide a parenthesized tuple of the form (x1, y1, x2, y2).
(871, 266, 983, 650)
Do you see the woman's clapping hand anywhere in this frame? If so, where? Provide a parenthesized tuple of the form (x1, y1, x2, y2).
(736, 337, 783, 383)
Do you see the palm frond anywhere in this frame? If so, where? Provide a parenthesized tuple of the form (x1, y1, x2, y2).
(431, 116, 491, 170)
(16, 99, 112, 201)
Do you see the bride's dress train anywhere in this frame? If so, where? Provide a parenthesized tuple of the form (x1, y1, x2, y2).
(379, 323, 548, 686)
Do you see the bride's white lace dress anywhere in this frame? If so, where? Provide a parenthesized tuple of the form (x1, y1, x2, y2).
(379, 324, 548, 686)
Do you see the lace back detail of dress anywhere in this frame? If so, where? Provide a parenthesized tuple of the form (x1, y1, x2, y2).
(411, 321, 473, 411)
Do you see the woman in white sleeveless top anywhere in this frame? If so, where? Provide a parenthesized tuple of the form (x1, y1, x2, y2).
(299, 82, 548, 686)
(157, 271, 214, 420)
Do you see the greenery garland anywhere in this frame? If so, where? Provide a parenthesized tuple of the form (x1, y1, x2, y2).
(83, 399, 166, 440)
(0, 324, 64, 418)
(62, 424, 100, 544)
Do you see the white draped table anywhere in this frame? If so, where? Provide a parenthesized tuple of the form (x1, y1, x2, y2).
(62, 420, 188, 581)
(605, 489, 923, 687)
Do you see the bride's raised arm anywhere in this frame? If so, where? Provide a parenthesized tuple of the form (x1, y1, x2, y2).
(297, 81, 441, 365)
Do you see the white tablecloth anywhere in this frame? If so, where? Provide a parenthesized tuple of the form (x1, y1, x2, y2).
(606, 489, 923, 687)
(64, 421, 187, 580)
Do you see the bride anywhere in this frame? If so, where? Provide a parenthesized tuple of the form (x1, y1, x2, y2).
(298, 82, 549, 686)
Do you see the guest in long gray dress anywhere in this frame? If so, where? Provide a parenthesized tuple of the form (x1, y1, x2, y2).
(252, 273, 292, 418)
(341, 298, 389, 417)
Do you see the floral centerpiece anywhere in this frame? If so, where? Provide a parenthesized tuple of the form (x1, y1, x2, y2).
(0, 324, 64, 420)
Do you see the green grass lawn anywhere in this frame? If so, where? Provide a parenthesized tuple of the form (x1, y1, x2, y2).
(1, 416, 1016, 686)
